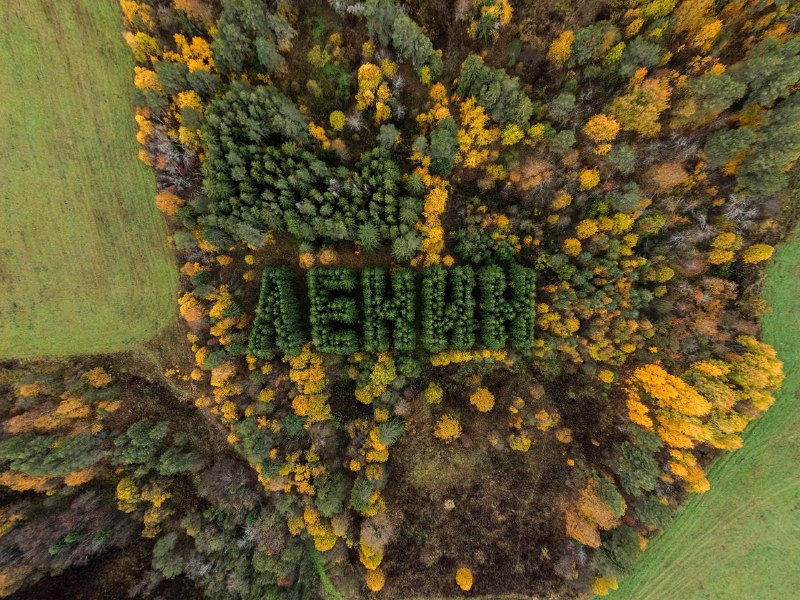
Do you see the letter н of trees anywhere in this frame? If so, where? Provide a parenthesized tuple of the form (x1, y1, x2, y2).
(248, 267, 305, 357)
(421, 265, 476, 352)
(477, 264, 536, 350)
(308, 268, 359, 354)
(362, 268, 415, 352)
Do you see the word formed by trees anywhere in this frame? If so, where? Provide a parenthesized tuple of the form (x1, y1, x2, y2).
(248, 265, 536, 355)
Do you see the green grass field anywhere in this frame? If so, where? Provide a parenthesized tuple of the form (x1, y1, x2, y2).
(0, 0, 176, 358)
(609, 228, 800, 599)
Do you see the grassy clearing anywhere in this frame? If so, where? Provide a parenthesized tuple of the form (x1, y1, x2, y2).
(609, 228, 800, 599)
(0, 0, 176, 358)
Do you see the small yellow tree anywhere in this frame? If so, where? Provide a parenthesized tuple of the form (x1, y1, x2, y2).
(582, 115, 620, 143)
(742, 244, 774, 263)
(609, 71, 672, 138)
(547, 30, 574, 65)
(470, 387, 495, 412)
(434, 414, 462, 442)
(365, 568, 385, 591)
(155, 191, 185, 216)
(455, 566, 473, 591)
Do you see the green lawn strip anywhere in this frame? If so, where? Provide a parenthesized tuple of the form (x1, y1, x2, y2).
(307, 542, 344, 600)
(608, 227, 800, 599)
(0, 0, 176, 358)
(404, 596, 533, 600)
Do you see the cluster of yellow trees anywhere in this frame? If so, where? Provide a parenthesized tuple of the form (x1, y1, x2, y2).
(625, 336, 782, 491)
(0, 368, 118, 493)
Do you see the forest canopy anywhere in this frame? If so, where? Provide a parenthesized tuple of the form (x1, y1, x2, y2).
(2, 0, 798, 598)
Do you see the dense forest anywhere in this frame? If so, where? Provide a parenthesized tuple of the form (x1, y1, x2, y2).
(2, 0, 800, 597)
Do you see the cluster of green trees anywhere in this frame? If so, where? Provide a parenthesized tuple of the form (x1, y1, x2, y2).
(308, 268, 361, 354)
(0, 431, 105, 480)
(415, 117, 460, 176)
(478, 265, 536, 350)
(114, 418, 195, 478)
(212, 0, 297, 75)
(664, 36, 800, 200)
(452, 204, 520, 265)
(359, 0, 443, 77)
(202, 86, 424, 249)
(457, 55, 533, 126)
(610, 428, 663, 498)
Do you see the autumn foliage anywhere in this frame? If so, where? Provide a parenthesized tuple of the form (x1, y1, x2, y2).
(5, 0, 791, 597)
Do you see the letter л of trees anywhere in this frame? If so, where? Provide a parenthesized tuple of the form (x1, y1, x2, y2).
(248, 267, 306, 356)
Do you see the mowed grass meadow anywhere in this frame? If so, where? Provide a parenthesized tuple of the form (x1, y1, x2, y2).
(608, 228, 800, 599)
(0, 0, 176, 358)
